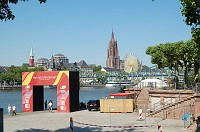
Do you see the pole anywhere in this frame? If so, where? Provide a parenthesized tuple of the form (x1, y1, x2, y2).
(154, 104, 156, 121)
(184, 104, 185, 129)
(144, 104, 146, 125)
(163, 103, 164, 119)
(0, 108, 3, 132)
(109, 107, 111, 127)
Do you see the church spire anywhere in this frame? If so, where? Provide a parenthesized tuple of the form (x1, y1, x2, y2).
(30, 47, 34, 57)
(106, 30, 120, 69)
(111, 29, 114, 39)
(29, 47, 34, 67)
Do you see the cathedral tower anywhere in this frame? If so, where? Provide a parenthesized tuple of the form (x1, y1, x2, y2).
(106, 30, 120, 69)
(29, 47, 34, 67)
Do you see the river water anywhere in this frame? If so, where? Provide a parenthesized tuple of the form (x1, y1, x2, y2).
(0, 87, 119, 115)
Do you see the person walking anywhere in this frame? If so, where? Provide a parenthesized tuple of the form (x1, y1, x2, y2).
(7, 104, 11, 116)
(12, 105, 16, 116)
(69, 117, 74, 131)
(48, 100, 53, 113)
(44, 100, 48, 110)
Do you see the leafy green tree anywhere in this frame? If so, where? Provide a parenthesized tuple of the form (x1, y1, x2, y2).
(94, 71, 108, 83)
(5, 65, 22, 85)
(21, 66, 29, 72)
(93, 65, 102, 72)
(180, 0, 200, 45)
(0, 65, 44, 85)
(28, 66, 44, 72)
(147, 40, 199, 89)
(180, 1, 200, 80)
(0, 0, 46, 21)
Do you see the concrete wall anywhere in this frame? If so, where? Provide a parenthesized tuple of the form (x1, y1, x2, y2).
(194, 94, 200, 117)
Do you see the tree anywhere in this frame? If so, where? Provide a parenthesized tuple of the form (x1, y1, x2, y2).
(146, 40, 198, 89)
(93, 65, 102, 72)
(0, 0, 46, 21)
(180, 0, 200, 63)
(0, 65, 44, 85)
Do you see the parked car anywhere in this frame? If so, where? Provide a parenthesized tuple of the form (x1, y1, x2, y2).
(86, 100, 100, 111)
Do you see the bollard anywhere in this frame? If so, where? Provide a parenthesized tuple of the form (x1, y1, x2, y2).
(0, 108, 3, 132)
(70, 117, 74, 131)
(139, 108, 143, 120)
(158, 125, 163, 132)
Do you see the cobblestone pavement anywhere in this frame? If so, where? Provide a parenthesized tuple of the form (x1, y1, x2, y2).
(4, 110, 195, 132)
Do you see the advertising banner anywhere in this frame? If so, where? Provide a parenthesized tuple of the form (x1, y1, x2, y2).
(22, 71, 70, 112)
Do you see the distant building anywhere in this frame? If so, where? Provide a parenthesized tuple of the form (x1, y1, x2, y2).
(106, 30, 120, 69)
(29, 51, 94, 83)
(101, 67, 121, 81)
(29, 47, 34, 67)
(76, 60, 94, 84)
(53, 53, 69, 64)
(0, 66, 7, 73)
(35, 53, 69, 70)
(120, 59, 125, 71)
(36, 58, 49, 67)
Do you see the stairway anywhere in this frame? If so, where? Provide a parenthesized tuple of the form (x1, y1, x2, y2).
(148, 95, 195, 119)
(136, 88, 150, 111)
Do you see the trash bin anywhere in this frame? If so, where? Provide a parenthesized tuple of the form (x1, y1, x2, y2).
(0, 108, 3, 132)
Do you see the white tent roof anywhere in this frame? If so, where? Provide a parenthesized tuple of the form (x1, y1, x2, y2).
(135, 78, 168, 88)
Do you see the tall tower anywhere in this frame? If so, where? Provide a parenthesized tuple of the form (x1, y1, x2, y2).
(29, 47, 34, 67)
(106, 30, 120, 69)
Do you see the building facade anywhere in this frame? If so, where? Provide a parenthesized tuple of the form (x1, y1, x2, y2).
(76, 60, 94, 84)
(106, 30, 120, 69)
(36, 58, 49, 67)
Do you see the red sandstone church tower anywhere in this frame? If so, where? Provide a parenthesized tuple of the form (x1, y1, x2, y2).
(29, 47, 34, 67)
(106, 30, 120, 69)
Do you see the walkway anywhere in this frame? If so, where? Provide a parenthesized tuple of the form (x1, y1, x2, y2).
(4, 110, 195, 132)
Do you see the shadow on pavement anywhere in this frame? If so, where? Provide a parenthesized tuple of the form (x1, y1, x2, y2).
(15, 126, 143, 132)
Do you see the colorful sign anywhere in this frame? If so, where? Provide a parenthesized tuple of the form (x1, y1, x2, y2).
(22, 71, 70, 112)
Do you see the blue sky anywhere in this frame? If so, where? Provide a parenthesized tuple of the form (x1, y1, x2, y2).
(0, 0, 192, 67)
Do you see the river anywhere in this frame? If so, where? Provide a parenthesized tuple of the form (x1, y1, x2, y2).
(0, 86, 120, 115)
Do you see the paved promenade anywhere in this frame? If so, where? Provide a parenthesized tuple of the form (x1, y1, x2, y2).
(4, 110, 195, 132)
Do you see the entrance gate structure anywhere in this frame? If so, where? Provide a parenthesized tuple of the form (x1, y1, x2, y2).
(22, 71, 79, 113)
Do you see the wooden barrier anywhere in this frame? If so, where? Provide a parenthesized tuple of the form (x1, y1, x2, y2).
(100, 99, 135, 113)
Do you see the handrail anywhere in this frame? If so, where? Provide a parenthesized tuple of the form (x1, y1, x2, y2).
(149, 93, 194, 115)
(149, 93, 181, 111)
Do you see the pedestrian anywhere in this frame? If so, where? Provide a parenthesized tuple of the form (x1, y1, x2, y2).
(48, 100, 53, 113)
(12, 105, 16, 116)
(44, 100, 47, 110)
(7, 104, 11, 116)
(191, 114, 195, 123)
(69, 117, 74, 131)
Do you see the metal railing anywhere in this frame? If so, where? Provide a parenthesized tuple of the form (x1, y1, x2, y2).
(148, 94, 195, 119)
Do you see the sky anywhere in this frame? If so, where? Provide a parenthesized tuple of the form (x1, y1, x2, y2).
(0, 0, 192, 67)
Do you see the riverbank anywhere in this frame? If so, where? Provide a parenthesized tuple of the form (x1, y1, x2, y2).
(0, 84, 106, 89)
(0, 85, 21, 89)
(80, 84, 106, 87)
(4, 110, 194, 132)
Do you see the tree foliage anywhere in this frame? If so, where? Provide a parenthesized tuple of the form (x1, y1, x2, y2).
(180, 0, 200, 28)
(180, 0, 200, 47)
(0, 65, 44, 85)
(0, 0, 46, 21)
(93, 65, 102, 72)
(146, 40, 198, 88)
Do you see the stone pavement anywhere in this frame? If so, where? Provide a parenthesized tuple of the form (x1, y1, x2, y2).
(4, 110, 196, 132)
